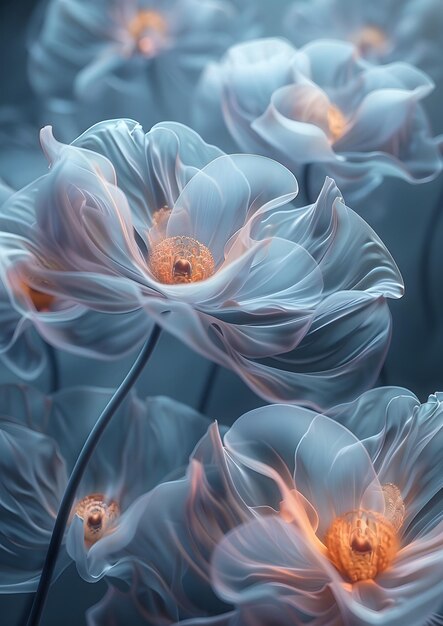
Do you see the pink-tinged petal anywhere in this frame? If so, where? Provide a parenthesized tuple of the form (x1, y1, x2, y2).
(73, 119, 223, 237)
(336, 88, 432, 154)
(256, 177, 403, 297)
(252, 84, 338, 166)
(166, 153, 298, 265)
(68, 424, 249, 619)
(225, 405, 383, 538)
(212, 516, 332, 621)
(0, 420, 69, 591)
(329, 389, 443, 541)
(214, 291, 392, 407)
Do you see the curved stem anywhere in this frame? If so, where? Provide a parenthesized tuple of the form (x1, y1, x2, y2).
(44, 341, 59, 394)
(302, 163, 313, 205)
(419, 180, 443, 331)
(26, 324, 162, 626)
(198, 361, 219, 415)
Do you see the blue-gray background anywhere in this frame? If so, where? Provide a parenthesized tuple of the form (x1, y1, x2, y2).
(0, 0, 442, 623)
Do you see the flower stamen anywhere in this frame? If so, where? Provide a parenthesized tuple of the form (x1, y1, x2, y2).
(352, 26, 388, 56)
(327, 105, 347, 143)
(149, 236, 215, 284)
(75, 494, 120, 547)
(325, 484, 404, 582)
(128, 10, 168, 56)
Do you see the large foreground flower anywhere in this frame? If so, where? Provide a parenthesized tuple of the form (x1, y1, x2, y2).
(196, 38, 442, 200)
(29, 0, 258, 141)
(0, 119, 403, 406)
(0, 384, 210, 591)
(207, 388, 443, 625)
(284, 0, 443, 82)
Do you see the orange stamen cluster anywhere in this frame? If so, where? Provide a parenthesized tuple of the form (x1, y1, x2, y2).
(19, 280, 54, 312)
(149, 236, 215, 284)
(353, 26, 387, 56)
(325, 484, 404, 582)
(327, 105, 347, 143)
(128, 10, 167, 55)
(75, 494, 120, 547)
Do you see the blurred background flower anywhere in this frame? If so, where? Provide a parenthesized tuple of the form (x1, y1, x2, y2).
(28, 0, 259, 142)
(196, 38, 442, 203)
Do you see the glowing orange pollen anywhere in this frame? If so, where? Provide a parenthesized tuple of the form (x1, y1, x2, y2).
(353, 26, 388, 56)
(20, 281, 54, 312)
(149, 236, 215, 285)
(327, 105, 347, 143)
(128, 10, 167, 55)
(325, 484, 404, 582)
(75, 494, 120, 548)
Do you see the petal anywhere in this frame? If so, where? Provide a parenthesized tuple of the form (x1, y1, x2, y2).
(329, 389, 443, 540)
(73, 119, 223, 236)
(166, 153, 298, 265)
(225, 404, 384, 539)
(252, 84, 338, 166)
(70, 424, 249, 618)
(212, 516, 332, 621)
(256, 177, 404, 297)
(0, 419, 68, 591)
(221, 291, 393, 407)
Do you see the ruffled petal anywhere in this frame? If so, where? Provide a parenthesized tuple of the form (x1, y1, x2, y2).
(211, 515, 340, 626)
(329, 388, 443, 540)
(255, 177, 403, 297)
(0, 418, 68, 591)
(225, 404, 384, 539)
(69, 424, 249, 620)
(73, 119, 223, 236)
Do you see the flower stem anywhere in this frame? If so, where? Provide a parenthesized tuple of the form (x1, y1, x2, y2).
(44, 341, 59, 393)
(198, 361, 219, 415)
(25, 323, 162, 626)
(302, 163, 313, 205)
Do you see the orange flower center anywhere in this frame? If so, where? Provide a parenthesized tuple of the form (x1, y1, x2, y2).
(325, 484, 404, 582)
(75, 494, 120, 548)
(353, 26, 388, 56)
(128, 10, 168, 55)
(149, 236, 215, 284)
(19, 280, 55, 312)
(327, 105, 347, 143)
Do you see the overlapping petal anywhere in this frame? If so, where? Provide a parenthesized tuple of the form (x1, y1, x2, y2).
(197, 37, 442, 201)
(29, 0, 259, 140)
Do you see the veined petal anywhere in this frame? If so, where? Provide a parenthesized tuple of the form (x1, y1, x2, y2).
(0, 420, 68, 591)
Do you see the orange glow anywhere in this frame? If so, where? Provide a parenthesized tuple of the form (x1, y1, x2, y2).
(19, 280, 54, 312)
(75, 493, 120, 548)
(325, 484, 404, 582)
(325, 509, 398, 582)
(149, 236, 215, 285)
(353, 26, 388, 56)
(327, 105, 347, 143)
(128, 10, 167, 54)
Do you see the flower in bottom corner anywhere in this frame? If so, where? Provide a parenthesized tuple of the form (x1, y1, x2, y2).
(202, 388, 443, 626)
(0, 384, 211, 592)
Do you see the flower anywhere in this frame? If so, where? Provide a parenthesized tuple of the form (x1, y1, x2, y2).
(29, 0, 258, 141)
(1, 119, 403, 406)
(0, 384, 211, 591)
(195, 38, 442, 201)
(284, 0, 443, 83)
(205, 388, 443, 626)
(84, 420, 250, 625)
